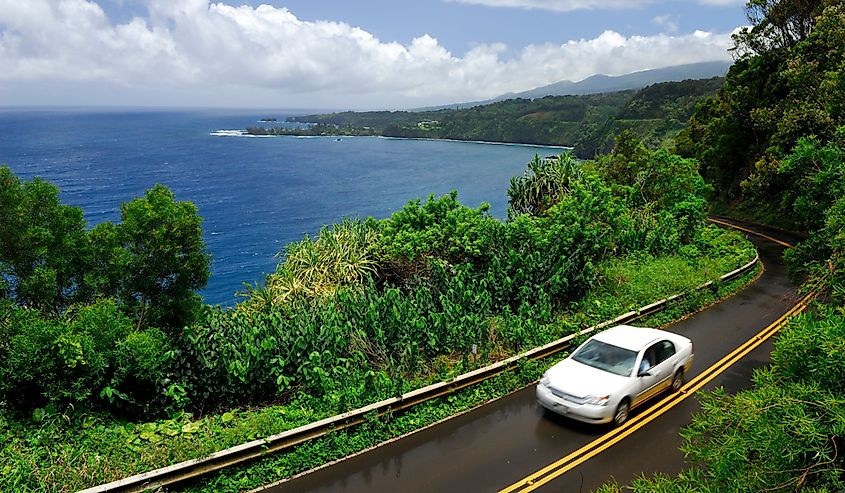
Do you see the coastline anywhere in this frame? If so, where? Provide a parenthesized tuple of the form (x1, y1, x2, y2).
(377, 135, 573, 150)
(210, 129, 573, 151)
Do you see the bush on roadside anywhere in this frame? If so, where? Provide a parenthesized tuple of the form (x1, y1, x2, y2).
(0, 299, 169, 417)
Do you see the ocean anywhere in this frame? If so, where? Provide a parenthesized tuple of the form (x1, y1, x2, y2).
(0, 108, 567, 306)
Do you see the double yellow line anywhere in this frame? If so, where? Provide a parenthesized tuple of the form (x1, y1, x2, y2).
(501, 223, 815, 493)
(708, 218, 793, 248)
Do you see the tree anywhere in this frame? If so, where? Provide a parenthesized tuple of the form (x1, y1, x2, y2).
(678, 2, 845, 206)
(732, 0, 825, 57)
(597, 132, 711, 211)
(0, 169, 210, 330)
(0, 166, 88, 313)
(117, 184, 210, 330)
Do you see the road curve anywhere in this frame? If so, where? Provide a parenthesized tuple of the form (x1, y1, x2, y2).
(259, 221, 801, 493)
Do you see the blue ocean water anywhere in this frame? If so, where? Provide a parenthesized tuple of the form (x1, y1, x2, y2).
(0, 108, 566, 306)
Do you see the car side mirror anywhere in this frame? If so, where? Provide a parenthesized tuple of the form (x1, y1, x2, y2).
(638, 370, 652, 377)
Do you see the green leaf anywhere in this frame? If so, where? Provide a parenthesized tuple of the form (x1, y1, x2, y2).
(181, 421, 202, 434)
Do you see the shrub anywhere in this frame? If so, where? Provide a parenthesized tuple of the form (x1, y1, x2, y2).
(0, 300, 168, 417)
(379, 191, 503, 277)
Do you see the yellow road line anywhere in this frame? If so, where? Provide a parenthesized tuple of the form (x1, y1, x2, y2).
(708, 218, 793, 248)
(500, 288, 817, 493)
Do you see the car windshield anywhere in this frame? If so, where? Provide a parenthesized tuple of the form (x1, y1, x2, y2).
(572, 339, 637, 377)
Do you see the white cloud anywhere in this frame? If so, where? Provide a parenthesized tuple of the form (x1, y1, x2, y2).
(0, 0, 736, 109)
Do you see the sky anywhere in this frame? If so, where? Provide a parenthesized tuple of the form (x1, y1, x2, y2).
(0, 0, 749, 110)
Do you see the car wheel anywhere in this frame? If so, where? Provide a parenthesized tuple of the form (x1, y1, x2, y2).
(671, 369, 684, 392)
(613, 400, 629, 427)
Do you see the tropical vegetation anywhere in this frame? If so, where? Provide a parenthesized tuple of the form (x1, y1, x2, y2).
(0, 123, 755, 490)
(598, 0, 845, 491)
(5, 0, 845, 489)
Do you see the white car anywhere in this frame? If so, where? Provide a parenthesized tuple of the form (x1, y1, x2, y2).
(536, 325, 694, 426)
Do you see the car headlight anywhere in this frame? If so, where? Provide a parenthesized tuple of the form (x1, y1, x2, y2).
(540, 374, 550, 387)
(586, 395, 610, 406)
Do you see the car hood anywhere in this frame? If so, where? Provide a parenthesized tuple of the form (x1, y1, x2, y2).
(545, 358, 629, 398)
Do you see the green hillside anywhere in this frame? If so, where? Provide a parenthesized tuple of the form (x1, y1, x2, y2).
(281, 77, 723, 159)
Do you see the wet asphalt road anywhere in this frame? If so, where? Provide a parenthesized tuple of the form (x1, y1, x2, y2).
(260, 222, 800, 493)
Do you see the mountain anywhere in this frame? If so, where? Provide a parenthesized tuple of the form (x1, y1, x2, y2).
(417, 61, 731, 111)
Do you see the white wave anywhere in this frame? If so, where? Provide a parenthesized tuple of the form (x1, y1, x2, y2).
(210, 129, 246, 137)
(209, 129, 276, 138)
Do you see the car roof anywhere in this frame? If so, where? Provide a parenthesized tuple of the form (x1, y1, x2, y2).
(591, 325, 679, 351)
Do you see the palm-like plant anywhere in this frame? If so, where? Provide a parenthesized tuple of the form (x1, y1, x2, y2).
(239, 218, 381, 311)
(508, 152, 583, 217)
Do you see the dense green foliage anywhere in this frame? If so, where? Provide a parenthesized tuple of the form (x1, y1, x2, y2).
(0, 167, 89, 313)
(278, 77, 722, 159)
(677, 1, 841, 194)
(678, 1, 845, 290)
(0, 300, 168, 416)
(0, 168, 210, 327)
(596, 2, 845, 492)
(0, 169, 209, 416)
(115, 185, 210, 331)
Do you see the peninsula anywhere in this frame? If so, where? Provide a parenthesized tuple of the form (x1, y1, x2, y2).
(248, 77, 722, 158)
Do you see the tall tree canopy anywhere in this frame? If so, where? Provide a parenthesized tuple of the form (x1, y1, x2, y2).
(0, 167, 210, 330)
(678, 2, 845, 205)
(0, 167, 87, 313)
(732, 0, 826, 57)
(115, 184, 211, 330)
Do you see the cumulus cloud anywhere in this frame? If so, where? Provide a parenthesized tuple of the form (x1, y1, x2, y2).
(0, 0, 736, 108)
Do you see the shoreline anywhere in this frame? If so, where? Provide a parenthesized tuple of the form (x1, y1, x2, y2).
(210, 129, 573, 151)
(377, 135, 573, 150)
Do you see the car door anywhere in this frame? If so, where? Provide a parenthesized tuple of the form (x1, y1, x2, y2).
(653, 340, 677, 391)
(634, 340, 677, 405)
(633, 345, 661, 406)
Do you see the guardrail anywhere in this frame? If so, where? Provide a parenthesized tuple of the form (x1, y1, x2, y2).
(80, 251, 760, 493)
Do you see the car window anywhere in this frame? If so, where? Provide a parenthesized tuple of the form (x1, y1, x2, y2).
(640, 346, 657, 373)
(572, 339, 638, 377)
(654, 340, 676, 364)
